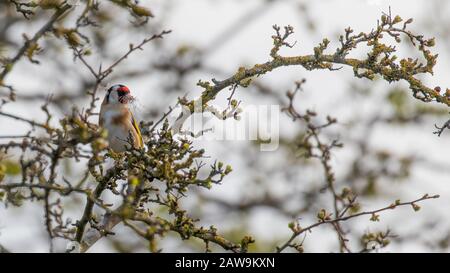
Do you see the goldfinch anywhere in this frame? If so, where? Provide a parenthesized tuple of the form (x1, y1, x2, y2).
(99, 84, 143, 152)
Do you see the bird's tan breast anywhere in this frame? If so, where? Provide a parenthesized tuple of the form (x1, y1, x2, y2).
(99, 105, 141, 152)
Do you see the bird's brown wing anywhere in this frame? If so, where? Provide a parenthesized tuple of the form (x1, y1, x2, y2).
(130, 113, 143, 148)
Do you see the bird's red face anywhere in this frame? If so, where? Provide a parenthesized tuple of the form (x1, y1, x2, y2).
(117, 85, 131, 104)
(107, 84, 133, 105)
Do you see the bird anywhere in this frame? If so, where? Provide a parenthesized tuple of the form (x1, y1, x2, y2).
(99, 84, 143, 152)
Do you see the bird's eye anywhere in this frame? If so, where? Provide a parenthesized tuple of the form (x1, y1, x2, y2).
(118, 90, 126, 97)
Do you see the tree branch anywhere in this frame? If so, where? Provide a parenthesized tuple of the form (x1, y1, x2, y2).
(0, 3, 73, 83)
(276, 194, 439, 252)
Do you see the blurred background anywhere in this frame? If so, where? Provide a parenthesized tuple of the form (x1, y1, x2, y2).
(1, 0, 450, 252)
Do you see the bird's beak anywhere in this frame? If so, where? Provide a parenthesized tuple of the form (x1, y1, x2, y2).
(119, 94, 133, 104)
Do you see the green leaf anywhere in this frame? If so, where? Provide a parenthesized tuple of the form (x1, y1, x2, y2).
(2, 160, 21, 176)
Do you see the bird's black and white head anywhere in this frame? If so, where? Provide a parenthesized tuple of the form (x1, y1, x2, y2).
(105, 84, 134, 105)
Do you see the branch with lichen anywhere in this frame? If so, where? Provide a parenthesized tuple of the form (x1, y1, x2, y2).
(184, 9, 447, 119)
